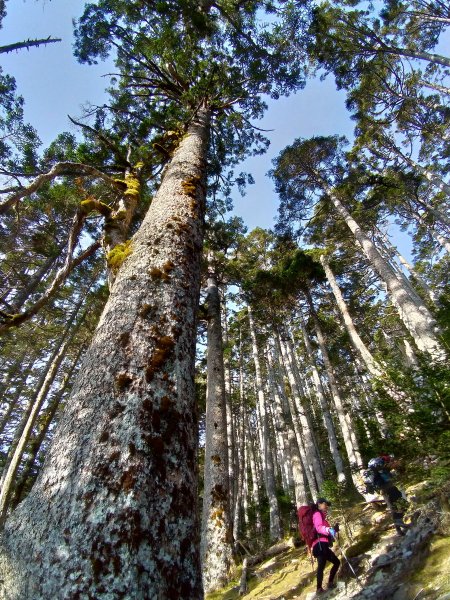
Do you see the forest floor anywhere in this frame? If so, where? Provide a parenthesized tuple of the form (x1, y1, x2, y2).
(207, 477, 450, 600)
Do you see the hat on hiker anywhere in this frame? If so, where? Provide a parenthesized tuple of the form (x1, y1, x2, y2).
(316, 497, 331, 506)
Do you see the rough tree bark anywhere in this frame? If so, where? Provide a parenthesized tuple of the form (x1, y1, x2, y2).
(0, 107, 210, 599)
(201, 265, 234, 593)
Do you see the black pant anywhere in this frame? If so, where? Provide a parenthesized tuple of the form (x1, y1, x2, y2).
(313, 541, 341, 589)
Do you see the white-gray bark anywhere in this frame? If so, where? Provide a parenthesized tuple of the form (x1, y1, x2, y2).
(201, 267, 233, 593)
(307, 298, 365, 490)
(297, 312, 346, 483)
(322, 180, 446, 362)
(278, 335, 324, 489)
(274, 334, 320, 499)
(248, 305, 281, 542)
(0, 107, 210, 599)
(374, 229, 437, 304)
(320, 255, 412, 411)
(267, 342, 307, 506)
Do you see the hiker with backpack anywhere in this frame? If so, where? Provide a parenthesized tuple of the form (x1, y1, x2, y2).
(363, 456, 409, 536)
(297, 498, 341, 595)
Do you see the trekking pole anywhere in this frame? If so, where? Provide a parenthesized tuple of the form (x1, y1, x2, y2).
(335, 533, 362, 586)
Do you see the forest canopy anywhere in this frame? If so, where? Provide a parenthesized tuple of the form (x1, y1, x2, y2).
(0, 0, 448, 598)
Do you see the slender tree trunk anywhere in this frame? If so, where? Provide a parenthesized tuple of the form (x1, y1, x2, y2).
(267, 342, 307, 506)
(374, 228, 437, 304)
(247, 415, 262, 535)
(201, 267, 233, 593)
(233, 329, 246, 541)
(8, 254, 59, 313)
(419, 79, 450, 96)
(278, 335, 324, 486)
(297, 312, 346, 482)
(265, 356, 292, 495)
(0, 360, 37, 438)
(321, 255, 416, 414)
(321, 179, 446, 362)
(306, 294, 365, 490)
(0, 299, 85, 524)
(10, 344, 86, 510)
(222, 298, 236, 518)
(384, 44, 450, 69)
(285, 334, 324, 481)
(412, 210, 450, 253)
(274, 334, 320, 499)
(0, 107, 210, 599)
(248, 306, 281, 542)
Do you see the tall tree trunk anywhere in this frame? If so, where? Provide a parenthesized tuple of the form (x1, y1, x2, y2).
(201, 267, 233, 593)
(411, 210, 450, 253)
(267, 342, 307, 506)
(285, 333, 325, 481)
(0, 359, 37, 438)
(297, 312, 346, 482)
(278, 335, 324, 489)
(247, 305, 281, 542)
(306, 293, 365, 491)
(321, 179, 446, 362)
(374, 229, 437, 304)
(0, 298, 86, 524)
(265, 354, 292, 495)
(10, 344, 86, 510)
(0, 107, 210, 599)
(222, 298, 236, 518)
(246, 414, 262, 535)
(320, 254, 412, 411)
(233, 329, 246, 541)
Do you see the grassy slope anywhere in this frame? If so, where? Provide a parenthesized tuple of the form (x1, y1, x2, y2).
(207, 477, 450, 600)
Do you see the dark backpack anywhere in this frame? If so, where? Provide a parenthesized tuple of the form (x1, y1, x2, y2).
(297, 504, 319, 549)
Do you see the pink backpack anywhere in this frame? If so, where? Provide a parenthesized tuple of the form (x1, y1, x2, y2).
(297, 505, 319, 549)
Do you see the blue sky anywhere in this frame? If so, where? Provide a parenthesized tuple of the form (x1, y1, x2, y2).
(1, 0, 419, 262)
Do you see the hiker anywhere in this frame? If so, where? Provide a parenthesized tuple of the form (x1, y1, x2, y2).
(363, 456, 409, 536)
(311, 498, 341, 595)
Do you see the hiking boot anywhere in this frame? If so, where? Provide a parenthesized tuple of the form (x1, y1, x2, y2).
(316, 588, 326, 595)
(327, 581, 337, 590)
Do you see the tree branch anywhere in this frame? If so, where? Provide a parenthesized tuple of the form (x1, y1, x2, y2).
(0, 162, 123, 214)
(0, 37, 62, 55)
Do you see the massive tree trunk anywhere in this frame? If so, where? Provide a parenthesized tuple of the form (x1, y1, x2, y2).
(297, 312, 346, 483)
(248, 305, 281, 542)
(0, 107, 210, 599)
(201, 266, 233, 593)
(321, 179, 446, 362)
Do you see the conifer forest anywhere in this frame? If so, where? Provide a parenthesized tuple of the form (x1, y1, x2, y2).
(0, 1, 449, 599)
